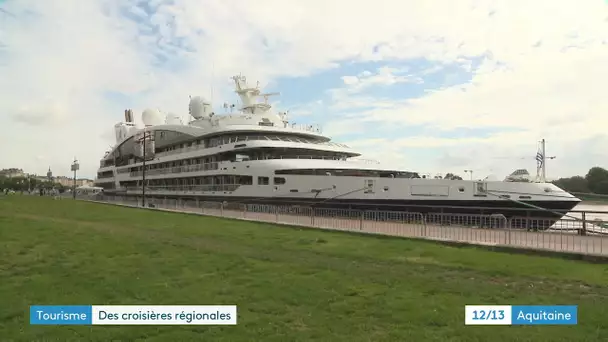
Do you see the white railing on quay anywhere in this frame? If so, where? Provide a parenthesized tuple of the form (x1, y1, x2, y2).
(85, 195, 608, 258)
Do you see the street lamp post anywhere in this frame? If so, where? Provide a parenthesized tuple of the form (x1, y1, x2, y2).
(136, 128, 154, 207)
(464, 169, 473, 181)
(142, 129, 146, 207)
(71, 158, 79, 199)
(136, 128, 151, 207)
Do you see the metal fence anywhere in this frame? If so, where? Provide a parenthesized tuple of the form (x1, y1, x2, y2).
(86, 195, 608, 258)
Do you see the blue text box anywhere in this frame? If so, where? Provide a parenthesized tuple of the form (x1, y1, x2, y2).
(30, 305, 92, 325)
(511, 305, 577, 325)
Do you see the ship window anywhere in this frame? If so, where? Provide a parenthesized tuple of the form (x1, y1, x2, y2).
(519, 195, 532, 199)
(383, 186, 389, 192)
(238, 176, 253, 185)
(274, 177, 286, 185)
(290, 189, 298, 192)
(258, 176, 269, 185)
(458, 187, 465, 193)
(364, 179, 375, 194)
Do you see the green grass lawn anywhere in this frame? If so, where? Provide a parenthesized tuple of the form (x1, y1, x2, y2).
(1, 196, 608, 341)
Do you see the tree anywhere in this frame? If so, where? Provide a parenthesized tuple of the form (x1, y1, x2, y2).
(594, 180, 608, 195)
(585, 167, 608, 194)
(552, 176, 589, 193)
(551, 166, 608, 195)
(444, 173, 463, 180)
(1, 176, 28, 191)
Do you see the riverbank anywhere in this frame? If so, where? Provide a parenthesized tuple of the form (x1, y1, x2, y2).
(576, 194, 608, 205)
(581, 201, 608, 207)
(2, 196, 608, 341)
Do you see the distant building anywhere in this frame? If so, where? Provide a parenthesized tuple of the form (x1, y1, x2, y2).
(0, 168, 25, 178)
(54, 176, 93, 187)
(0, 167, 92, 187)
(54, 176, 71, 186)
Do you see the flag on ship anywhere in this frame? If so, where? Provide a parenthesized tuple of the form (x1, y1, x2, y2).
(536, 150, 544, 168)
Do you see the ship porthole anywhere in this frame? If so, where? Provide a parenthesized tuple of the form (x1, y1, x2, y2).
(458, 187, 465, 193)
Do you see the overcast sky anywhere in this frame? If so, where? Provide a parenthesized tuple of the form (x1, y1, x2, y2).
(1, 0, 607, 179)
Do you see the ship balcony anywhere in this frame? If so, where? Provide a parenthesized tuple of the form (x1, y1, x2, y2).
(126, 155, 380, 178)
(242, 155, 380, 164)
(126, 184, 240, 194)
(126, 155, 381, 179)
(129, 162, 219, 177)
(154, 134, 351, 158)
(94, 178, 115, 184)
(289, 123, 323, 134)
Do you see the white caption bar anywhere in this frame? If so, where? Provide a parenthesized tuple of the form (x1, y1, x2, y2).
(91, 305, 237, 325)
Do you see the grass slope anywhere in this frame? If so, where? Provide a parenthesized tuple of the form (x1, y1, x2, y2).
(1, 196, 607, 341)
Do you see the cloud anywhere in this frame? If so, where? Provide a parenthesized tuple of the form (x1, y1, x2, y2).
(10, 101, 68, 126)
(339, 66, 423, 91)
(0, 0, 607, 180)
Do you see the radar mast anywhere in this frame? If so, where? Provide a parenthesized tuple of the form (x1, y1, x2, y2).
(231, 75, 280, 114)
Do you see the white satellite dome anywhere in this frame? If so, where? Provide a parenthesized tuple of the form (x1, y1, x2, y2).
(189, 96, 213, 119)
(142, 108, 165, 126)
(165, 112, 183, 125)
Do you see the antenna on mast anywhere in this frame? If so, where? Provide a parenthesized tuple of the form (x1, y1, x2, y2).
(210, 62, 215, 106)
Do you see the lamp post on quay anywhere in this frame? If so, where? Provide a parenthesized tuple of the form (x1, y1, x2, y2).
(464, 169, 473, 181)
(71, 158, 79, 199)
(136, 128, 152, 207)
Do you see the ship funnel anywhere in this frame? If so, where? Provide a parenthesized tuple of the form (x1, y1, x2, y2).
(123, 109, 134, 123)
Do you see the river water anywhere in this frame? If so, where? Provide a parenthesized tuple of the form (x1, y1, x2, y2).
(560, 202, 608, 233)
(572, 203, 608, 218)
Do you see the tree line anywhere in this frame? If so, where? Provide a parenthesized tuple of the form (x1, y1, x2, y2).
(552, 167, 608, 195)
(434, 173, 464, 180)
(0, 176, 67, 193)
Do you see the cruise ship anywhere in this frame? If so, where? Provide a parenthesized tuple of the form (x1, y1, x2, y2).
(95, 75, 581, 228)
